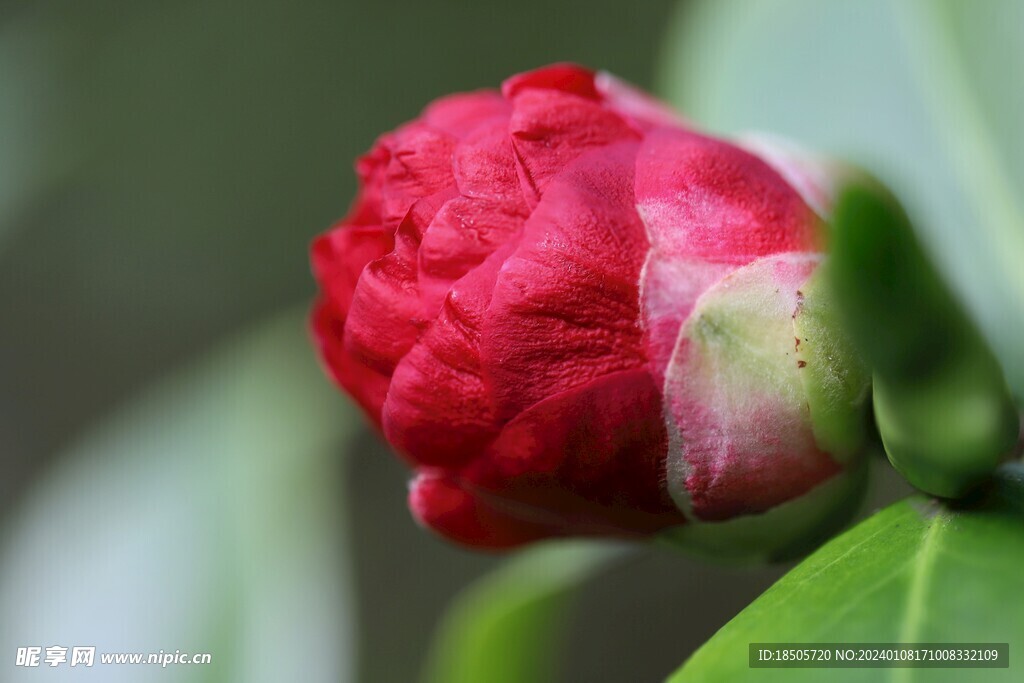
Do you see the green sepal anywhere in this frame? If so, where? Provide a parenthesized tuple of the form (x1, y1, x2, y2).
(658, 458, 869, 563)
(793, 268, 873, 461)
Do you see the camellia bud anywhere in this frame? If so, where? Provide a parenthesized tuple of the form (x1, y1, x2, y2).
(310, 64, 871, 555)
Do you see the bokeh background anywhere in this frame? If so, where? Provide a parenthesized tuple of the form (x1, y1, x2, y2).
(1, 0, 1020, 681)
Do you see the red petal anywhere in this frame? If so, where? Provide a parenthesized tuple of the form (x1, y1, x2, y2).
(422, 91, 510, 137)
(483, 143, 647, 421)
(310, 224, 395, 319)
(382, 248, 513, 468)
(409, 370, 683, 549)
(345, 191, 454, 374)
(408, 470, 554, 550)
(380, 123, 458, 226)
(345, 142, 391, 225)
(473, 370, 681, 540)
(635, 127, 822, 265)
(311, 299, 391, 427)
(352, 93, 507, 227)
(452, 119, 522, 200)
(501, 63, 600, 100)
(508, 88, 638, 204)
(417, 195, 527, 310)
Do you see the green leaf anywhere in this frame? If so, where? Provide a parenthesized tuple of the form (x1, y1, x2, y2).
(658, 0, 1024, 397)
(668, 463, 1024, 683)
(828, 182, 971, 382)
(0, 308, 357, 682)
(828, 182, 1018, 497)
(420, 541, 627, 683)
(658, 458, 868, 563)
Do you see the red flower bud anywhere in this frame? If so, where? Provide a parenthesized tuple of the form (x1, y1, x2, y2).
(310, 64, 869, 552)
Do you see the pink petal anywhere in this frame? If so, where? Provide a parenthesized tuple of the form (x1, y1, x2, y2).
(639, 254, 732, 386)
(736, 132, 841, 219)
(635, 127, 822, 265)
(595, 71, 688, 131)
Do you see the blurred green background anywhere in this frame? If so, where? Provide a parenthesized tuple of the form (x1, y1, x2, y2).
(2, 0, 1020, 681)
